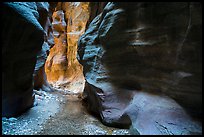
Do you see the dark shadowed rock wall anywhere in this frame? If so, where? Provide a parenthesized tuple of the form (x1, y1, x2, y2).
(1, 2, 49, 117)
(85, 2, 107, 29)
(78, 2, 202, 134)
(33, 2, 57, 92)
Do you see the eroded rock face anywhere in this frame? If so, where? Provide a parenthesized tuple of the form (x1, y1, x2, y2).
(2, 2, 45, 117)
(45, 2, 89, 93)
(45, 9, 68, 83)
(33, 2, 56, 91)
(78, 2, 202, 134)
(86, 2, 107, 28)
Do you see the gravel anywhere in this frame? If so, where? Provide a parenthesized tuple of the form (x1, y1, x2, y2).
(2, 90, 130, 135)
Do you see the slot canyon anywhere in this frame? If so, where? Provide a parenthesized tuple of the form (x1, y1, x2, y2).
(1, 2, 202, 135)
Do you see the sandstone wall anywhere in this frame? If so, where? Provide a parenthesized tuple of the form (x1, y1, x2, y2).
(2, 2, 46, 117)
(78, 2, 202, 134)
(45, 2, 90, 92)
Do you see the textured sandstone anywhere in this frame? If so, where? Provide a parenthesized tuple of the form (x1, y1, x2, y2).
(45, 2, 90, 93)
(2, 2, 45, 117)
(2, 2, 202, 134)
(78, 2, 202, 134)
(33, 2, 56, 91)
(85, 2, 107, 28)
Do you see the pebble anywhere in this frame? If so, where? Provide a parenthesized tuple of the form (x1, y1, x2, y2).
(33, 101, 38, 106)
(112, 129, 130, 135)
(8, 117, 17, 122)
(2, 117, 8, 121)
(2, 88, 133, 135)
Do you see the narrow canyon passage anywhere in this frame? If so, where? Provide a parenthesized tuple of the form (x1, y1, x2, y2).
(2, 2, 131, 135)
(2, 2, 202, 135)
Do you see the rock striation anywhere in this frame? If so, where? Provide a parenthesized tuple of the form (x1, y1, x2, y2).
(2, 2, 45, 117)
(45, 2, 90, 93)
(78, 2, 202, 134)
(33, 2, 57, 92)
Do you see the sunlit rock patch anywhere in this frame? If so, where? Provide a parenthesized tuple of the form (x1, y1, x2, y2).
(45, 2, 89, 94)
